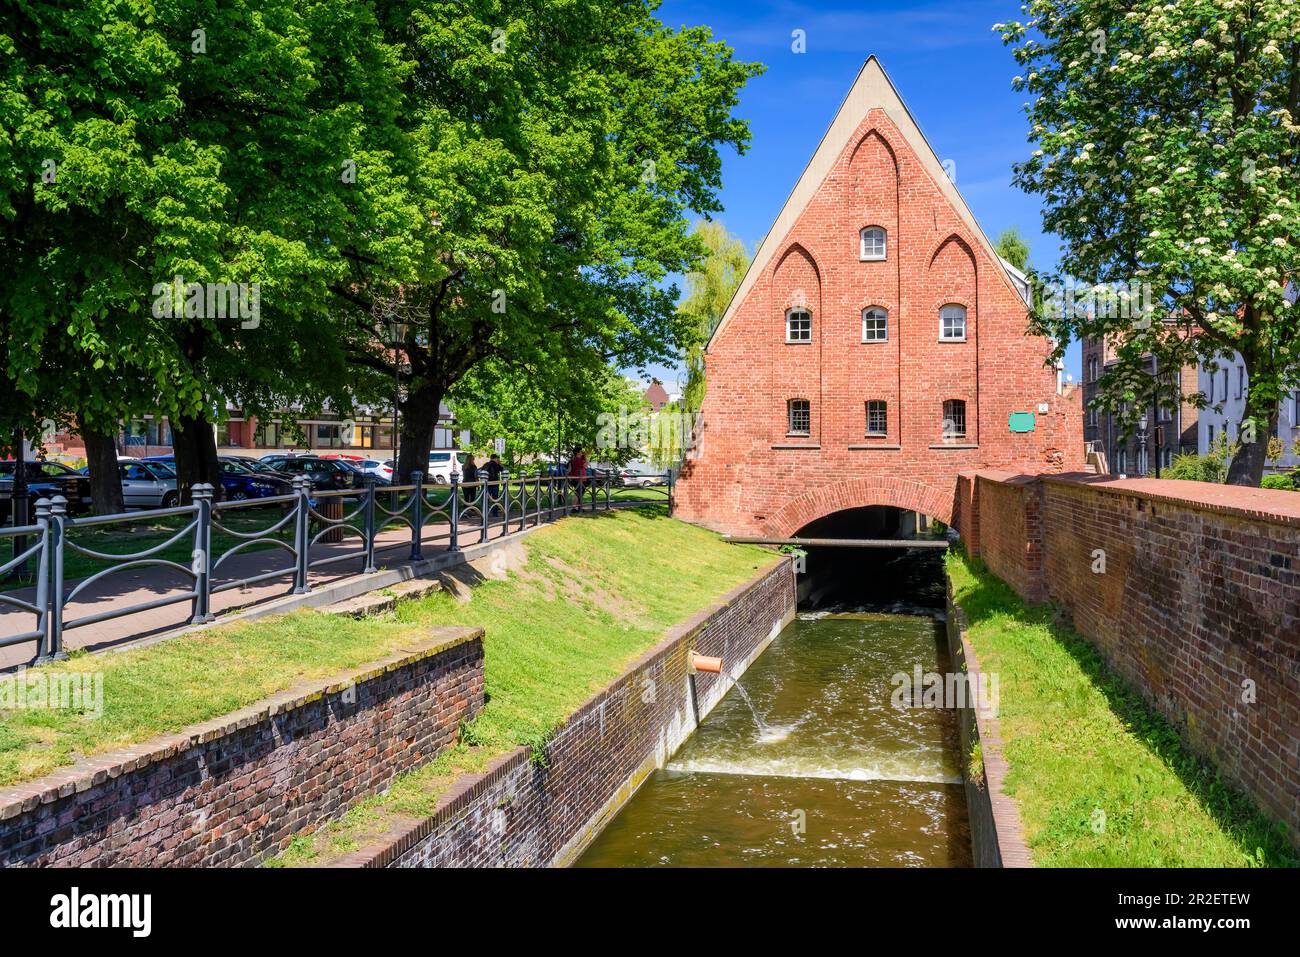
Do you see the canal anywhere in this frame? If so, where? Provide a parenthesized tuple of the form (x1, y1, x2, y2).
(576, 545, 970, 867)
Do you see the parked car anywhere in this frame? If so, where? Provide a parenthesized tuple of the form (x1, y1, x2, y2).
(118, 460, 179, 509)
(349, 459, 393, 484)
(139, 455, 293, 501)
(618, 460, 665, 488)
(260, 455, 365, 492)
(0, 460, 94, 520)
(427, 450, 467, 483)
(221, 455, 295, 481)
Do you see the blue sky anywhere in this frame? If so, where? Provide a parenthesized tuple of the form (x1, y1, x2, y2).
(644, 0, 1081, 389)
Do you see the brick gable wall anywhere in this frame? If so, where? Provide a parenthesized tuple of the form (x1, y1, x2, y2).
(677, 107, 1082, 536)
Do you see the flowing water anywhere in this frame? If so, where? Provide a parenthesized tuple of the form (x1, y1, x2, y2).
(575, 588, 971, 867)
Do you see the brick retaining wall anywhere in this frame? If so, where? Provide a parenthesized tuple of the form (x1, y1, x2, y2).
(340, 557, 796, 867)
(0, 627, 484, 867)
(964, 471, 1300, 842)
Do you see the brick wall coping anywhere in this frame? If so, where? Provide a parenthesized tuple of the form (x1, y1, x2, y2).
(0, 625, 483, 821)
(331, 554, 789, 868)
(969, 468, 1300, 530)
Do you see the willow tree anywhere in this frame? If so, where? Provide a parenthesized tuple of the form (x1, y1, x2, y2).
(1000, 0, 1300, 485)
(678, 220, 750, 414)
(331, 2, 763, 481)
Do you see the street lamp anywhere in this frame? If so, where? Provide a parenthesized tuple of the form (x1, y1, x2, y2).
(1137, 412, 1150, 476)
(382, 316, 408, 465)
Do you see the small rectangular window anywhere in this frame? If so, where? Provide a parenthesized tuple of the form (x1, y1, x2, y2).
(787, 399, 810, 435)
(942, 399, 967, 439)
(865, 400, 887, 436)
(862, 308, 888, 342)
(860, 227, 887, 261)
(1237, 366, 1245, 399)
(786, 310, 812, 343)
(940, 305, 967, 341)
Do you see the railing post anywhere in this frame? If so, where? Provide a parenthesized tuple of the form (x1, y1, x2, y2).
(41, 496, 68, 662)
(362, 475, 378, 572)
(32, 498, 52, 662)
(292, 476, 311, 594)
(667, 467, 675, 517)
(479, 476, 490, 543)
(548, 475, 556, 522)
(502, 471, 511, 538)
(410, 471, 425, 562)
(604, 472, 612, 509)
(562, 475, 569, 514)
(448, 471, 460, 552)
(190, 484, 214, 623)
(512, 475, 522, 535)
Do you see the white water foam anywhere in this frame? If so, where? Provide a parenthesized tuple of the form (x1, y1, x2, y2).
(665, 758, 961, 786)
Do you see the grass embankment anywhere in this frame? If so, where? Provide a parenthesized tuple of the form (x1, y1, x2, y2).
(0, 506, 773, 861)
(946, 550, 1296, 867)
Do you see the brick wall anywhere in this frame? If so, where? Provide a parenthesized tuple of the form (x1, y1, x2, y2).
(965, 472, 1300, 841)
(676, 91, 1083, 538)
(341, 558, 797, 868)
(0, 627, 484, 867)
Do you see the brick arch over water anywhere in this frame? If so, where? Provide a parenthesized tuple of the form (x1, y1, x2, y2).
(764, 476, 956, 537)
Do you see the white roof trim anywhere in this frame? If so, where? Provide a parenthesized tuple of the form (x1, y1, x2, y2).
(708, 56, 1027, 351)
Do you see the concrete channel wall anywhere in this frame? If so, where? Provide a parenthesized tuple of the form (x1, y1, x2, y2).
(337, 557, 797, 868)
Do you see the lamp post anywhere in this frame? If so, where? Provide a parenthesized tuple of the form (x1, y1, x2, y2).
(384, 316, 408, 467)
(1137, 412, 1150, 477)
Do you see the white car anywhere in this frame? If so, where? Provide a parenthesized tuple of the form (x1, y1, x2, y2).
(427, 450, 466, 483)
(354, 459, 393, 483)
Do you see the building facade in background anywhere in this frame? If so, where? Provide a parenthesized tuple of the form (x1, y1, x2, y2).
(675, 58, 1083, 536)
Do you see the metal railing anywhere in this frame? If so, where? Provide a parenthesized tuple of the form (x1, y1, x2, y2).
(0, 469, 674, 664)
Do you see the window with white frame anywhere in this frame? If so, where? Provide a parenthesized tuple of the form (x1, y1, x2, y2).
(942, 399, 967, 439)
(785, 308, 812, 343)
(787, 399, 810, 435)
(859, 226, 887, 261)
(1237, 365, 1245, 399)
(940, 304, 967, 341)
(865, 400, 887, 435)
(1117, 446, 1128, 474)
(861, 307, 888, 342)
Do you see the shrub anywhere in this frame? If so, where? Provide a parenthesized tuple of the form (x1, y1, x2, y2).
(1165, 451, 1226, 484)
(1261, 474, 1296, 491)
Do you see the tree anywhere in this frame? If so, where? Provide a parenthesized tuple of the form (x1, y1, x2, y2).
(999, 1, 1300, 486)
(995, 227, 1031, 273)
(678, 221, 750, 413)
(1, 0, 407, 502)
(329, 3, 763, 483)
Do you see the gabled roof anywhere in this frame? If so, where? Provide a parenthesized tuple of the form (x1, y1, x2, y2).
(708, 56, 1027, 350)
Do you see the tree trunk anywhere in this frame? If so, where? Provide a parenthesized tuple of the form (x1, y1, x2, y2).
(171, 414, 222, 503)
(395, 380, 444, 484)
(78, 415, 125, 516)
(1225, 390, 1272, 488)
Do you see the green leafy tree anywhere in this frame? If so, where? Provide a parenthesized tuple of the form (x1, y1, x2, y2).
(678, 220, 749, 413)
(330, 3, 763, 482)
(999, 1, 1300, 486)
(995, 226, 1031, 272)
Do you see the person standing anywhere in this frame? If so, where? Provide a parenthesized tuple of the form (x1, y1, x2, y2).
(483, 453, 505, 517)
(567, 446, 588, 510)
(460, 455, 479, 508)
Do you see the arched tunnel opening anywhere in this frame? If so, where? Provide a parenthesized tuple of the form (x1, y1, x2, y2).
(794, 505, 950, 613)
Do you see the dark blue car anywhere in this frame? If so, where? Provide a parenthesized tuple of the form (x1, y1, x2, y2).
(142, 456, 293, 501)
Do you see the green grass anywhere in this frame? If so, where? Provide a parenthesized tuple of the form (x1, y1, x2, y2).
(268, 505, 775, 866)
(945, 549, 1297, 867)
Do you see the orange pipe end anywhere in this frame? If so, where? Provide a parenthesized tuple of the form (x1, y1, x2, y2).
(690, 652, 723, 674)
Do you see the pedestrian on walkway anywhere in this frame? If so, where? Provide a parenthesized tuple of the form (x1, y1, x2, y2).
(460, 455, 479, 510)
(483, 453, 505, 517)
(567, 447, 588, 510)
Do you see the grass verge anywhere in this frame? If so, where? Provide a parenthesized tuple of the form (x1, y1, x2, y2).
(946, 549, 1296, 867)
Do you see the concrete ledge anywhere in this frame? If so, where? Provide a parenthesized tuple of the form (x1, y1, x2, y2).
(945, 582, 1032, 868)
(324, 577, 443, 618)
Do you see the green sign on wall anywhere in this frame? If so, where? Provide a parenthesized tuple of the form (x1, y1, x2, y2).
(1008, 411, 1036, 433)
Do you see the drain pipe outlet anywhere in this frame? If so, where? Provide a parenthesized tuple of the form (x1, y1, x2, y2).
(689, 652, 722, 674)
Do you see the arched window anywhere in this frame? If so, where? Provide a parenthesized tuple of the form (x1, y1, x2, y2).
(861, 307, 888, 342)
(785, 308, 812, 343)
(787, 399, 811, 435)
(940, 304, 967, 341)
(942, 399, 967, 439)
(859, 226, 887, 261)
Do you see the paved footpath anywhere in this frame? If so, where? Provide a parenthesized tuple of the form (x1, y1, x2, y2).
(0, 515, 522, 671)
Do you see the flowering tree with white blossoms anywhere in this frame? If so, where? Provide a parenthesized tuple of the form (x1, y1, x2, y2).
(999, 0, 1300, 486)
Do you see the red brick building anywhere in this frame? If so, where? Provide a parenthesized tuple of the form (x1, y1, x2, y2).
(675, 58, 1083, 536)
